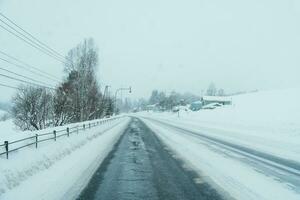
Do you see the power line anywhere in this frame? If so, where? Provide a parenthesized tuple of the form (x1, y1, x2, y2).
(0, 66, 55, 87)
(0, 12, 69, 62)
(0, 56, 60, 83)
(0, 23, 68, 65)
(0, 73, 56, 90)
(0, 17, 66, 62)
(0, 83, 19, 90)
(0, 50, 61, 82)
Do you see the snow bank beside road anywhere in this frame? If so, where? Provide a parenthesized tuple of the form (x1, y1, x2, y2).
(0, 117, 130, 200)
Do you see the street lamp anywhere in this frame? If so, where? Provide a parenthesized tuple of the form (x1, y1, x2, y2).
(114, 86, 132, 114)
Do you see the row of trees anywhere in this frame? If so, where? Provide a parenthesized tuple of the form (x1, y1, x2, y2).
(148, 90, 200, 111)
(206, 82, 225, 96)
(12, 39, 114, 131)
(142, 83, 226, 111)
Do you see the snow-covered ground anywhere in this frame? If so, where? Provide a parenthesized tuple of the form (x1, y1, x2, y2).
(137, 88, 300, 200)
(0, 116, 130, 200)
(139, 88, 300, 163)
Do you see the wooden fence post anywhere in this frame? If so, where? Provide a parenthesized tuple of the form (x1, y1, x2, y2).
(35, 134, 38, 148)
(67, 127, 70, 137)
(83, 124, 85, 130)
(4, 141, 8, 159)
(53, 130, 56, 141)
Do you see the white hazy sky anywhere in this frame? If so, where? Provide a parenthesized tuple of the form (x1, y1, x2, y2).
(0, 0, 300, 101)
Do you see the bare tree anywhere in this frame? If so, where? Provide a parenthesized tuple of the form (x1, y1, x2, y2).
(218, 88, 225, 96)
(206, 82, 217, 96)
(58, 38, 103, 122)
(12, 85, 52, 131)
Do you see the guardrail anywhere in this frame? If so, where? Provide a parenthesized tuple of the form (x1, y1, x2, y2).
(0, 117, 122, 159)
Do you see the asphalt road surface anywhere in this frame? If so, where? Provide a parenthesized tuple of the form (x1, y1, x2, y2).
(77, 118, 223, 200)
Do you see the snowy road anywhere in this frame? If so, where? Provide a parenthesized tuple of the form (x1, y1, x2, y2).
(77, 118, 223, 200)
(140, 116, 300, 200)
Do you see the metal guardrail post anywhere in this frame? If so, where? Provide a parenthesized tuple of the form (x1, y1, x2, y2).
(67, 127, 70, 137)
(53, 130, 56, 141)
(4, 141, 8, 159)
(35, 134, 38, 148)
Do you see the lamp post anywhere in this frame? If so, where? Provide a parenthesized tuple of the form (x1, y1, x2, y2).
(114, 86, 131, 114)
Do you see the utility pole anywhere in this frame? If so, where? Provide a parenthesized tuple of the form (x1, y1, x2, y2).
(114, 87, 131, 114)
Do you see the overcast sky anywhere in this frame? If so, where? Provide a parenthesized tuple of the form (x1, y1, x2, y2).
(0, 0, 300, 102)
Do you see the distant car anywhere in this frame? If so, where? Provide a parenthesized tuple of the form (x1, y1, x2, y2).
(202, 103, 222, 109)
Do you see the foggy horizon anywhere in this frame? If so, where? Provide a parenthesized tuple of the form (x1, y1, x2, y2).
(1, 0, 300, 101)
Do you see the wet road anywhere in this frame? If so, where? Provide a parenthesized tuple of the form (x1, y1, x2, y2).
(77, 118, 223, 200)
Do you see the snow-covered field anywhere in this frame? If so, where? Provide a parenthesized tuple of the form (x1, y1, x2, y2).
(137, 88, 300, 200)
(0, 116, 130, 200)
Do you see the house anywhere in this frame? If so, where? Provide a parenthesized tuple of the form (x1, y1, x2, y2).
(202, 96, 232, 106)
